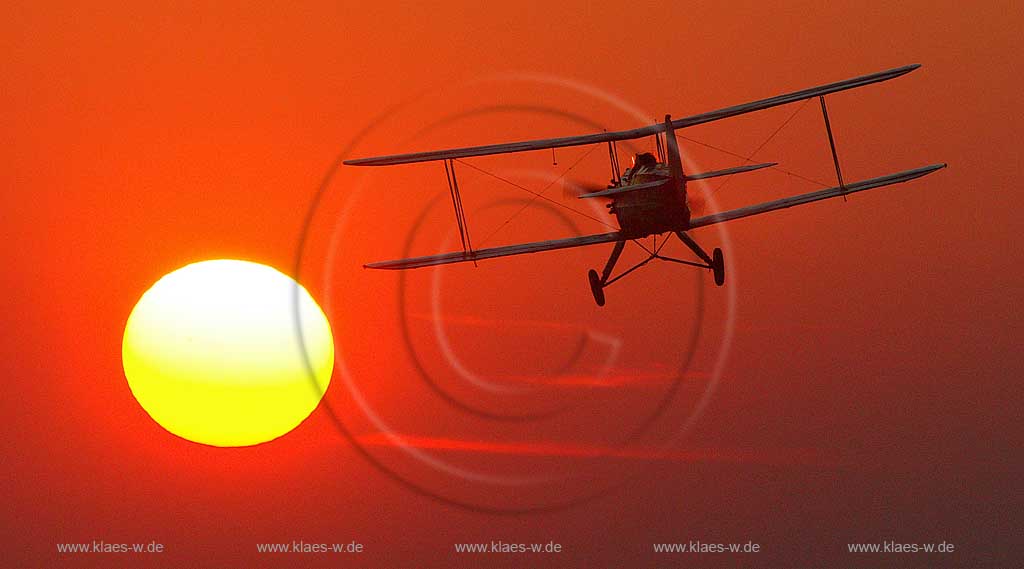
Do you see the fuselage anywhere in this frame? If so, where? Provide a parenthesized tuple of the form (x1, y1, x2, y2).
(608, 162, 690, 238)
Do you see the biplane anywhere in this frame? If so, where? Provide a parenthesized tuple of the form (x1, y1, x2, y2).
(345, 64, 945, 306)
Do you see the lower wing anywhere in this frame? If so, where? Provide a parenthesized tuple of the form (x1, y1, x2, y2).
(365, 164, 945, 270)
(364, 231, 623, 270)
(688, 164, 946, 229)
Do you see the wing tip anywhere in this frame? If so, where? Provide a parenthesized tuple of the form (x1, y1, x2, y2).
(891, 63, 922, 78)
(364, 260, 406, 270)
(344, 157, 378, 166)
(890, 163, 946, 183)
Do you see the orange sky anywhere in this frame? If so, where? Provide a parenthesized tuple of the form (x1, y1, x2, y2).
(4, 1, 1021, 566)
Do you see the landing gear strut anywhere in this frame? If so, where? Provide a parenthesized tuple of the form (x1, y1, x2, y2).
(677, 231, 725, 287)
(588, 233, 726, 306)
(587, 240, 625, 307)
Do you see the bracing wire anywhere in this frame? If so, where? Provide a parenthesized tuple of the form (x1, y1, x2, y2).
(673, 99, 829, 197)
(706, 98, 815, 195)
(443, 99, 830, 253)
(675, 133, 830, 189)
(456, 144, 613, 247)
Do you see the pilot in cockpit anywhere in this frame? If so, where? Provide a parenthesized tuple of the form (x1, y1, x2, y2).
(624, 152, 659, 184)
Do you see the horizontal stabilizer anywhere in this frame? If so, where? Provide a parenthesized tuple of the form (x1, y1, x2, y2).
(577, 179, 666, 199)
(365, 232, 623, 270)
(688, 164, 946, 229)
(685, 162, 776, 181)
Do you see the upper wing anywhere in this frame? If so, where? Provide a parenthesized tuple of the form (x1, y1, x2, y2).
(365, 231, 623, 270)
(344, 65, 920, 167)
(345, 125, 664, 167)
(668, 64, 919, 130)
(688, 164, 946, 229)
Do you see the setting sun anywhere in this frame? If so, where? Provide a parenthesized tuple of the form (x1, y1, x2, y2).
(122, 260, 334, 447)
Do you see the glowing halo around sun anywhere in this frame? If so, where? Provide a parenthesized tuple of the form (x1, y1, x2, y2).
(122, 260, 334, 447)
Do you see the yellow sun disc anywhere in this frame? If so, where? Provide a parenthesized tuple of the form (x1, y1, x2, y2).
(122, 260, 334, 447)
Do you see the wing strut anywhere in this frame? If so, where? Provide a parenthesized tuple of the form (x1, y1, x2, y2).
(819, 96, 847, 201)
(607, 141, 621, 185)
(443, 159, 475, 262)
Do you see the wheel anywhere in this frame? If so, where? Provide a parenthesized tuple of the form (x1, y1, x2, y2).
(712, 248, 725, 286)
(587, 269, 606, 306)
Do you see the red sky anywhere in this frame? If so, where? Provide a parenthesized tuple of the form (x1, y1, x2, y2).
(3, 1, 1021, 567)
